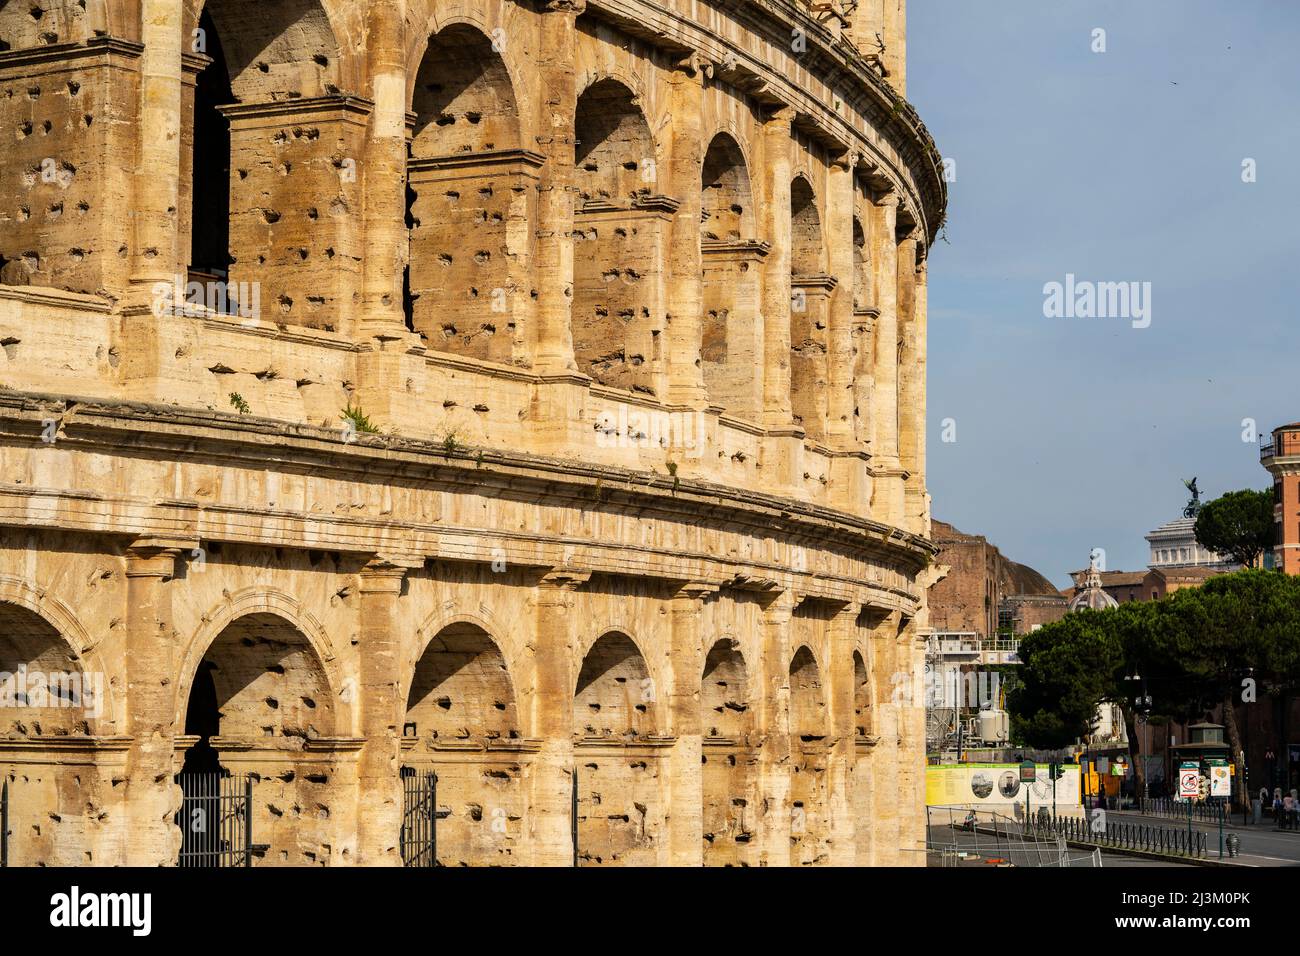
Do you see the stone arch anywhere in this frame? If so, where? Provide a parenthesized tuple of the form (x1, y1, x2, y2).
(852, 216, 869, 310)
(853, 649, 873, 737)
(0, 0, 109, 51)
(790, 175, 823, 277)
(790, 174, 829, 440)
(410, 23, 520, 157)
(0, 600, 95, 735)
(574, 76, 657, 202)
(700, 636, 756, 866)
(176, 599, 345, 866)
(701, 132, 754, 242)
(788, 644, 825, 737)
(404, 21, 529, 365)
(789, 642, 828, 865)
(402, 618, 524, 865)
(699, 131, 763, 421)
(405, 620, 519, 744)
(175, 589, 344, 731)
(571, 77, 664, 394)
(183, 0, 359, 331)
(182, 611, 339, 749)
(573, 628, 662, 866)
(194, 0, 341, 101)
(573, 630, 657, 737)
(700, 637, 750, 738)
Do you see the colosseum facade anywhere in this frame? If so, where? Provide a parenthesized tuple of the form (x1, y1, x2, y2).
(0, 0, 945, 866)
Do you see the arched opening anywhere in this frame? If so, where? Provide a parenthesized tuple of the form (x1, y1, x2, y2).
(0, 602, 94, 865)
(851, 216, 874, 445)
(0, 603, 88, 736)
(571, 79, 665, 394)
(178, 611, 338, 865)
(790, 177, 830, 441)
(852, 217, 869, 311)
(184, 0, 353, 330)
(788, 644, 828, 865)
(0, 1, 113, 293)
(572, 631, 660, 865)
(853, 650, 873, 738)
(700, 638, 757, 866)
(573, 631, 655, 737)
(189, 8, 233, 281)
(406, 24, 528, 365)
(700, 133, 763, 421)
(403, 622, 523, 864)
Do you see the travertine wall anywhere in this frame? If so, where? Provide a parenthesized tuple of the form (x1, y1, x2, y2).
(0, 0, 943, 866)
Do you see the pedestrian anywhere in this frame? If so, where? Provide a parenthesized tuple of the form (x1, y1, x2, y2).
(1291, 790, 1299, 830)
(1274, 790, 1285, 829)
(1284, 792, 1294, 831)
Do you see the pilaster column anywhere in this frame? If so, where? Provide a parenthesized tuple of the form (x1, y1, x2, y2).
(665, 63, 707, 406)
(760, 108, 795, 429)
(130, 0, 184, 294)
(533, 1, 586, 373)
(527, 568, 589, 865)
(826, 155, 857, 448)
(666, 582, 715, 865)
(896, 619, 927, 866)
(123, 538, 188, 866)
(755, 589, 793, 865)
(825, 601, 858, 865)
(869, 191, 904, 526)
(355, 556, 417, 865)
(901, 255, 929, 534)
(358, 0, 409, 340)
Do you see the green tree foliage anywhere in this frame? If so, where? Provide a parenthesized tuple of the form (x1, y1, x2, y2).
(1008, 610, 1124, 749)
(1008, 570, 1300, 805)
(1193, 489, 1274, 568)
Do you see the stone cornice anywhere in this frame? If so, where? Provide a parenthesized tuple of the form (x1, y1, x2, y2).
(0, 36, 143, 72)
(218, 94, 375, 124)
(0, 392, 937, 593)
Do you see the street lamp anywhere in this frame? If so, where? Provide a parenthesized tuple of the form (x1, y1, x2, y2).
(1123, 672, 1153, 806)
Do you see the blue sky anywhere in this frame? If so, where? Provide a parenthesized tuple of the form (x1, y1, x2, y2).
(908, 0, 1300, 586)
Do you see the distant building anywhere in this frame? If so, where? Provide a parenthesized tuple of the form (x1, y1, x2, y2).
(1145, 517, 1235, 571)
(928, 520, 1066, 639)
(1261, 423, 1300, 574)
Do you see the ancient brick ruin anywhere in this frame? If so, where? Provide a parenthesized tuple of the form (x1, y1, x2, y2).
(0, 0, 944, 866)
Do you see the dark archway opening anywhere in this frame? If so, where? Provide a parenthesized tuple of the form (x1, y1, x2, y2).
(181, 659, 222, 775)
(190, 8, 234, 279)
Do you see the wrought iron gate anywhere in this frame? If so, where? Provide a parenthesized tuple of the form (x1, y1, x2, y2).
(175, 772, 252, 867)
(400, 768, 437, 867)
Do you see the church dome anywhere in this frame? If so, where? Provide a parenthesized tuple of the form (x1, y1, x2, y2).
(1069, 551, 1120, 610)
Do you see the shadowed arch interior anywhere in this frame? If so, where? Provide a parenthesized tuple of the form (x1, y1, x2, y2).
(701, 134, 754, 242)
(406, 621, 518, 742)
(789, 645, 825, 737)
(574, 78, 655, 204)
(405, 23, 525, 363)
(853, 650, 872, 737)
(197, 0, 340, 101)
(0, 602, 87, 734)
(571, 78, 663, 393)
(573, 631, 654, 737)
(184, 611, 336, 745)
(852, 216, 868, 309)
(790, 177, 823, 277)
(701, 638, 750, 737)
(411, 24, 520, 158)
